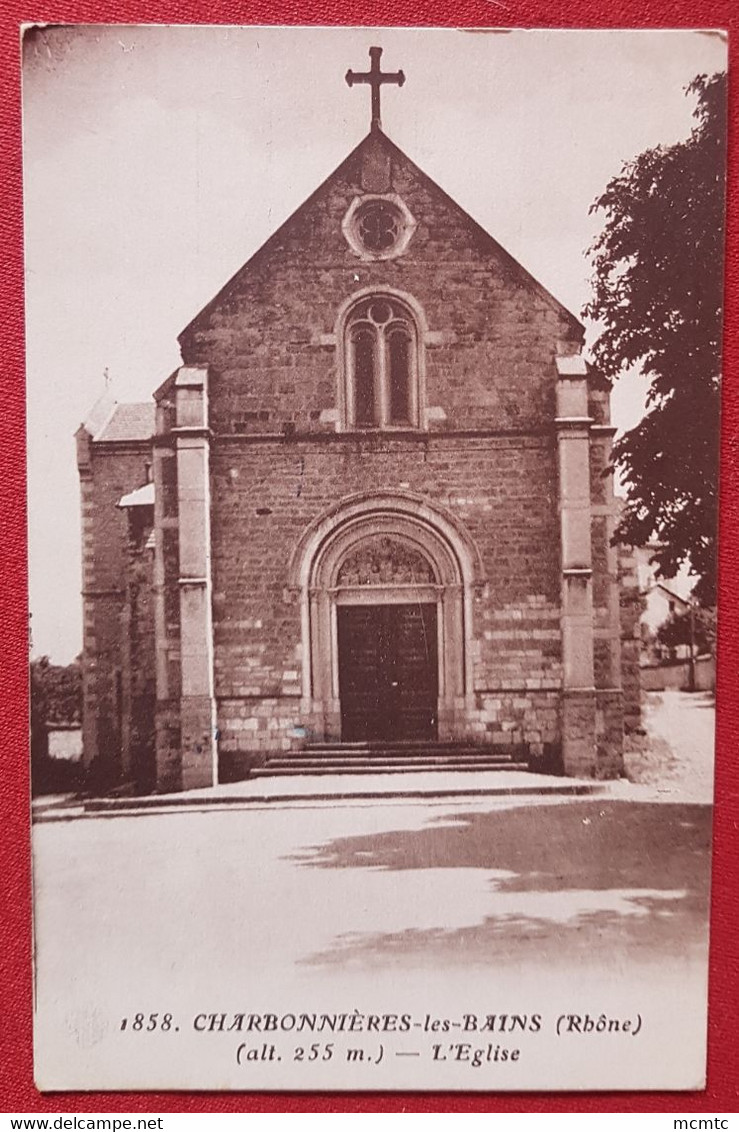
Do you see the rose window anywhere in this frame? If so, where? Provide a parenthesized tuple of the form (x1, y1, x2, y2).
(356, 202, 403, 253)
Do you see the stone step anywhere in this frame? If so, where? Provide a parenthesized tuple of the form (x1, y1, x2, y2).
(305, 741, 513, 752)
(302, 746, 523, 756)
(264, 754, 517, 766)
(284, 751, 521, 762)
(251, 762, 530, 777)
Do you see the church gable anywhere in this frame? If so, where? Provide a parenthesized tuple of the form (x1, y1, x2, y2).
(178, 129, 583, 437)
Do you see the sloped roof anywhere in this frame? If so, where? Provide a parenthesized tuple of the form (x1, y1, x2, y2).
(653, 582, 691, 607)
(117, 481, 155, 509)
(180, 129, 583, 341)
(81, 390, 115, 437)
(94, 402, 156, 442)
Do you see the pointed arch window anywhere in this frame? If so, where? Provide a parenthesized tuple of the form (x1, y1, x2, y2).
(345, 297, 420, 429)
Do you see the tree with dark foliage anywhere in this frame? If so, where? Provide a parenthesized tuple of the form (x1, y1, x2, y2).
(30, 655, 83, 795)
(585, 73, 726, 606)
(30, 656, 50, 765)
(30, 655, 82, 725)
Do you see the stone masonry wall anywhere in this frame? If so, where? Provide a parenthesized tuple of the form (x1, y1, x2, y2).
(618, 542, 644, 733)
(120, 518, 157, 791)
(81, 441, 152, 783)
(153, 437, 184, 793)
(209, 433, 563, 764)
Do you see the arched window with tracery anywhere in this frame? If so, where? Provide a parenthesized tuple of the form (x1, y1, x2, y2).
(345, 296, 420, 429)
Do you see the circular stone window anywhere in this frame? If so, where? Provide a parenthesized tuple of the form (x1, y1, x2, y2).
(356, 201, 403, 253)
(342, 194, 417, 261)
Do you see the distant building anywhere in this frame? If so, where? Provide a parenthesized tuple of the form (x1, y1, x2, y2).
(642, 582, 692, 664)
(631, 544, 714, 692)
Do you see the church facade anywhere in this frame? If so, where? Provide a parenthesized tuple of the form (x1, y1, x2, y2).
(77, 59, 638, 793)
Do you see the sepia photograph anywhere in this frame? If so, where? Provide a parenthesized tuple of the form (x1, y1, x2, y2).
(24, 25, 726, 1091)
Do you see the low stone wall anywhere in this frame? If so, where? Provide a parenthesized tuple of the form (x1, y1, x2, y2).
(641, 655, 715, 693)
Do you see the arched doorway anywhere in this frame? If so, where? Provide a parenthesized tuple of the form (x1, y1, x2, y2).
(290, 494, 480, 744)
(335, 535, 439, 741)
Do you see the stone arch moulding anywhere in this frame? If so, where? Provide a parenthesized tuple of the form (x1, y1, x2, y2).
(288, 492, 484, 742)
(334, 286, 431, 432)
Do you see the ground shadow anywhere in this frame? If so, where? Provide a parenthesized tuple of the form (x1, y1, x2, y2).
(291, 800, 711, 970)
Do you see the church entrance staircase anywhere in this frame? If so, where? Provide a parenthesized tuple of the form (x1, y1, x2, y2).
(250, 741, 529, 777)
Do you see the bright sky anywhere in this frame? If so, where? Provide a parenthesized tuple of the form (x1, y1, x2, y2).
(22, 25, 727, 662)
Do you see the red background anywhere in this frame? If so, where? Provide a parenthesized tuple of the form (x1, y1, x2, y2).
(1, 0, 737, 1114)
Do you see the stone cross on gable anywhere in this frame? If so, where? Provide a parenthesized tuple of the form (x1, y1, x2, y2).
(345, 46, 405, 131)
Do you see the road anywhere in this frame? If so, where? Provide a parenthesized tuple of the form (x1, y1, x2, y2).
(625, 690, 715, 803)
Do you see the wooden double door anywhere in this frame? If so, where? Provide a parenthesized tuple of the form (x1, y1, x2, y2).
(337, 603, 439, 742)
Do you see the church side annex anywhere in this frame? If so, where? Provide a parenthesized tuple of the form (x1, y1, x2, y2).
(76, 48, 638, 794)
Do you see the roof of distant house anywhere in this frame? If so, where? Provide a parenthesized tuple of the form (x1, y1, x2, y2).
(94, 402, 156, 442)
(652, 582, 691, 607)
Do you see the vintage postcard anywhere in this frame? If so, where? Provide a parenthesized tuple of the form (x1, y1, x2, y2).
(26, 26, 726, 1091)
